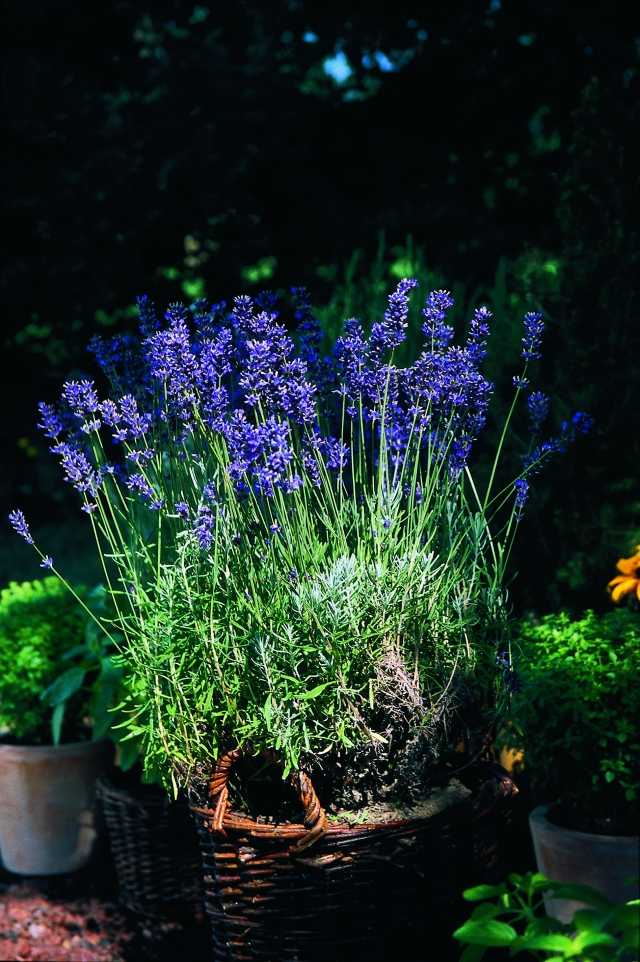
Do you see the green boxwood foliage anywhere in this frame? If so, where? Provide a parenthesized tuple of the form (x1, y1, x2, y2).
(0, 577, 88, 742)
(508, 609, 640, 824)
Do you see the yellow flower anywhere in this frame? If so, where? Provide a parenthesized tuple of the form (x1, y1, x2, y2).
(608, 545, 640, 603)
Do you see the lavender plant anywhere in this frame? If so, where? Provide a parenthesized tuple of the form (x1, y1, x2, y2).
(9, 281, 589, 795)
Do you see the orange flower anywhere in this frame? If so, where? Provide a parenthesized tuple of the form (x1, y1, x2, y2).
(608, 545, 640, 603)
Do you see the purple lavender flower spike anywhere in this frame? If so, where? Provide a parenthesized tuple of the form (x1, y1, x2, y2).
(422, 289, 455, 349)
(466, 306, 492, 363)
(9, 509, 34, 544)
(40, 555, 54, 570)
(514, 478, 530, 518)
(527, 391, 550, 433)
(521, 311, 545, 361)
(194, 503, 215, 551)
(571, 411, 593, 435)
(62, 380, 100, 417)
(37, 402, 64, 440)
(55, 442, 99, 496)
(175, 501, 190, 520)
(370, 278, 418, 353)
(136, 294, 160, 337)
(512, 376, 529, 390)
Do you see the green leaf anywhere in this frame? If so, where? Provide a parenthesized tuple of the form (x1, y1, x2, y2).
(51, 702, 65, 745)
(453, 920, 518, 947)
(463, 884, 507, 902)
(460, 945, 486, 962)
(546, 882, 611, 909)
(299, 682, 332, 700)
(515, 933, 574, 952)
(471, 904, 501, 921)
(41, 666, 86, 706)
(62, 644, 89, 661)
(571, 930, 616, 952)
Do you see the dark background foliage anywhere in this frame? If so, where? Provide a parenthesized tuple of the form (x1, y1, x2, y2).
(2, 0, 638, 611)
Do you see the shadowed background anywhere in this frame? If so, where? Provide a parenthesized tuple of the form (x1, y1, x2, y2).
(2, 0, 638, 611)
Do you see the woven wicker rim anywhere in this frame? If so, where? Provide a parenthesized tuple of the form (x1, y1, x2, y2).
(190, 749, 518, 853)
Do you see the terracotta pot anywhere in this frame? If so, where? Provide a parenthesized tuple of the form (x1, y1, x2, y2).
(529, 804, 639, 923)
(0, 740, 112, 875)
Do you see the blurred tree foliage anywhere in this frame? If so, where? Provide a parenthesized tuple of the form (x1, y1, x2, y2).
(1, 1, 638, 610)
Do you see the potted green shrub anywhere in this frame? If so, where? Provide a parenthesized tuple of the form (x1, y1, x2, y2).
(506, 610, 640, 921)
(453, 871, 639, 961)
(0, 577, 114, 874)
(9, 283, 590, 958)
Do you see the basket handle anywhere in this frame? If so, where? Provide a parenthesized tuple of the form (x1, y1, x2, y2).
(206, 748, 327, 853)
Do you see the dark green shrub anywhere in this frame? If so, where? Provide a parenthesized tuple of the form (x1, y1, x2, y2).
(0, 577, 88, 742)
(507, 610, 640, 827)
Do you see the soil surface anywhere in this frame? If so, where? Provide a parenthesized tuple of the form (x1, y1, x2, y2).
(329, 777, 472, 825)
(0, 864, 210, 962)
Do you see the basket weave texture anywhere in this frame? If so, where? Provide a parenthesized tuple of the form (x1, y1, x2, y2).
(191, 751, 517, 962)
(97, 775, 203, 917)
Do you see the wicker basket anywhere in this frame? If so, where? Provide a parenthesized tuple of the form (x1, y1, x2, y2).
(97, 774, 203, 917)
(191, 750, 517, 962)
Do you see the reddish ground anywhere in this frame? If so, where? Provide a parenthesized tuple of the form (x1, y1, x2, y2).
(0, 881, 210, 962)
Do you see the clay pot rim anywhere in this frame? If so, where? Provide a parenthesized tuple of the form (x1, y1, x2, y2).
(0, 738, 112, 760)
(530, 803, 639, 844)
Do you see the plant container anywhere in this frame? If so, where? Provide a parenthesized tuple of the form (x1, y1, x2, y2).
(529, 804, 639, 923)
(97, 773, 203, 917)
(0, 740, 111, 875)
(190, 750, 518, 962)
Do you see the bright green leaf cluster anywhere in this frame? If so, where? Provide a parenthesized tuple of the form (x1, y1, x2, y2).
(454, 872, 639, 961)
(506, 610, 640, 820)
(0, 578, 88, 742)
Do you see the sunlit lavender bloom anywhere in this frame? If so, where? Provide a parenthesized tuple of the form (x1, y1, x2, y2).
(203, 482, 217, 502)
(514, 478, 530, 518)
(40, 555, 54, 570)
(119, 395, 152, 440)
(309, 431, 350, 471)
(175, 501, 190, 520)
(422, 289, 455, 349)
(370, 278, 418, 352)
(521, 311, 545, 361)
(302, 449, 321, 487)
(450, 436, 473, 476)
(527, 391, 550, 433)
(62, 380, 100, 418)
(81, 418, 101, 433)
(145, 307, 198, 423)
(37, 402, 64, 440)
(513, 376, 529, 390)
(269, 520, 281, 534)
(100, 399, 121, 429)
(126, 448, 155, 466)
(126, 472, 155, 501)
(522, 438, 562, 475)
(55, 442, 99, 495)
(9, 509, 34, 544)
(466, 306, 492, 363)
(194, 503, 215, 550)
(81, 502, 98, 514)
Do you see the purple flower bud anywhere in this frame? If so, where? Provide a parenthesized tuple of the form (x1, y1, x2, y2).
(521, 311, 544, 361)
(527, 391, 550, 433)
(514, 478, 530, 518)
(9, 509, 34, 544)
